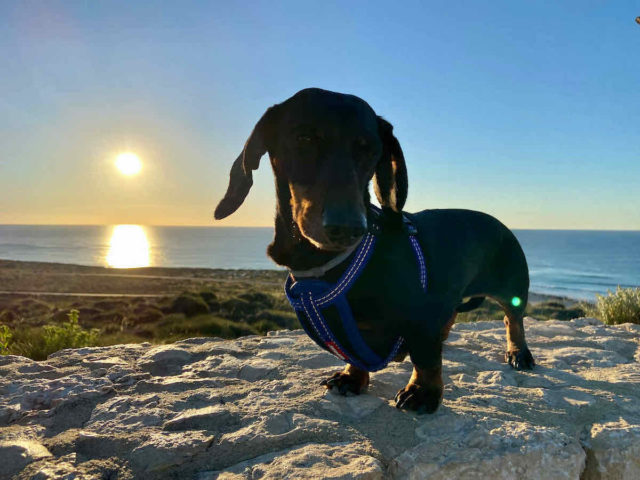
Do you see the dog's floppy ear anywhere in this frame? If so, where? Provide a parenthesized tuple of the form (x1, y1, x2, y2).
(214, 106, 278, 220)
(373, 117, 408, 213)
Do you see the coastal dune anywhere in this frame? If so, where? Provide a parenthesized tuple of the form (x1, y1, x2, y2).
(1, 317, 639, 479)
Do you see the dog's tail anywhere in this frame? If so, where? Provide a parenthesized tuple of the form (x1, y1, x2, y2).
(456, 296, 486, 313)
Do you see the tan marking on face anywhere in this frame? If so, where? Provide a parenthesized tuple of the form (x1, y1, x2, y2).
(289, 182, 332, 249)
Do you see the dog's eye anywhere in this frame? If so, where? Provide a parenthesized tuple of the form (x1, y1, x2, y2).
(297, 135, 314, 143)
(355, 137, 372, 153)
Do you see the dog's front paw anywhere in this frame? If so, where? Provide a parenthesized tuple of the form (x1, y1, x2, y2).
(395, 383, 442, 414)
(505, 348, 535, 370)
(321, 369, 369, 395)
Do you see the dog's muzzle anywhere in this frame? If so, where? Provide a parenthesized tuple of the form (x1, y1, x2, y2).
(322, 209, 367, 247)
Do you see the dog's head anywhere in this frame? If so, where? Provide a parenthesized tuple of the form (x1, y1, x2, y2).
(214, 88, 407, 258)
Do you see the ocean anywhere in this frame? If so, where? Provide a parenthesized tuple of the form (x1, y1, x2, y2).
(1, 225, 639, 302)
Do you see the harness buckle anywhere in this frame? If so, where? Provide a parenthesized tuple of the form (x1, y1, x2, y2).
(368, 206, 383, 234)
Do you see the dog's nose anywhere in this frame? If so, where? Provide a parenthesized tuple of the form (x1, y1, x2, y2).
(324, 224, 367, 245)
(322, 210, 367, 246)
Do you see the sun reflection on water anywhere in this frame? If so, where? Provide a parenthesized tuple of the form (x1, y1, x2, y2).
(106, 225, 150, 268)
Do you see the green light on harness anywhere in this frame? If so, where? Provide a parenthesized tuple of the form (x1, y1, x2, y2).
(511, 296, 522, 307)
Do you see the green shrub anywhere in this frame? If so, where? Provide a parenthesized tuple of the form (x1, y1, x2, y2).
(0, 310, 100, 360)
(531, 301, 586, 321)
(132, 306, 163, 324)
(0, 310, 18, 323)
(41, 309, 100, 353)
(200, 317, 256, 338)
(251, 310, 299, 329)
(251, 319, 282, 335)
(90, 310, 125, 325)
(220, 297, 255, 319)
(1, 326, 49, 359)
(198, 290, 220, 310)
(0, 324, 12, 354)
(169, 294, 210, 317)
(154, 314, 257, 340)
(593, 287, 640, 325)
(237, 291, 273, 307)
(93, 300, 129, 311)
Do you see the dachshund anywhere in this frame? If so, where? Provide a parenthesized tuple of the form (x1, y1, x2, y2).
(214, 88, 534, 413)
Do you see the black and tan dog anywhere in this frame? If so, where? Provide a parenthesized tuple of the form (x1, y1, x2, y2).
(214, 88, 534, 413)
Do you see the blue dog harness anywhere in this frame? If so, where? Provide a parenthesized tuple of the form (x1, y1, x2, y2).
(284, 211, 427, 372)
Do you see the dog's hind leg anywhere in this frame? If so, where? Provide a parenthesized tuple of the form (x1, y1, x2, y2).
(440, 312, 457, 341)
(321, 363, 370, 395)
(494, 229, 535, 370)
(504, 310, 535, 370)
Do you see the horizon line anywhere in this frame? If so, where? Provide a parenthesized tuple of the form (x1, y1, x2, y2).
(1, 223, 639, 233)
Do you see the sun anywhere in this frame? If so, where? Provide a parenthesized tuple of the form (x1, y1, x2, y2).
(115, 152, 142, 176)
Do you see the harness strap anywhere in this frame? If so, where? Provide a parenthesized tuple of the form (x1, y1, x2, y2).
(299, 290, 405, 371)
(285, 232, 377, 310)
(284, 209, 427, 372)
(409, 235, 427, 291)
(300, 293, 349, 361)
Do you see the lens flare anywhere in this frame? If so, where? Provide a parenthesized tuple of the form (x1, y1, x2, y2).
(511, 296, 522, 307)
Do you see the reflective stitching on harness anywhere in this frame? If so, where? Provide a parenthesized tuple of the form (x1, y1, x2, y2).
(309, 293, 333, 341)
(316, 234, 375, 306)
(286, 233, 377, 310)
(301, 293, 325, 343)
(409, 236, 427, 291)
(306, 293, 349, 362)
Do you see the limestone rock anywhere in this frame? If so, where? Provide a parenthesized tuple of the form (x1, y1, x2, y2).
(391, 419, 586, 479)
(138, 346, 193, 376)
(0, 439, 52, 478)
(163, 404, 239, 431)
(199, 442, 385, 479)
(582, 419, 640, 480)
(1, 318, 639, 479)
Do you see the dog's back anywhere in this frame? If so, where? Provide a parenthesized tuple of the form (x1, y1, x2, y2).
(409, 208, 529, 313)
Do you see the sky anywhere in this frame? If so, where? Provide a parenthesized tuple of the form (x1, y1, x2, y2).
(1, 1, 639, 229)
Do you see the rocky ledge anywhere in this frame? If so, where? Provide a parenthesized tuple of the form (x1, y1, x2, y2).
(1, 318, 639, 480)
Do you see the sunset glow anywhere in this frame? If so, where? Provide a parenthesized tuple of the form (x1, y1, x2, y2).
(115, 153, 142, 176)
(106, 225, 150, 268)
(1, 3, 638, 230)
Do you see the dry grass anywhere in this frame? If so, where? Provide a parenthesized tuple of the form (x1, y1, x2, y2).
(590, 286, 640, 325)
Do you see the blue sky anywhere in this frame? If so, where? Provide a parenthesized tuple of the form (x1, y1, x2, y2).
(1, 1, 639, 229)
